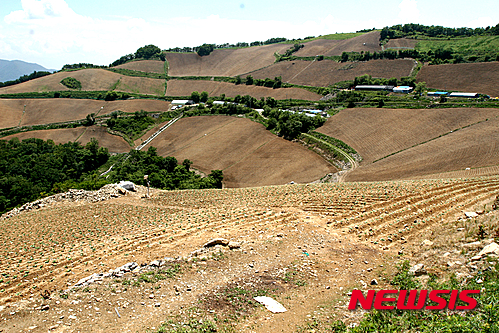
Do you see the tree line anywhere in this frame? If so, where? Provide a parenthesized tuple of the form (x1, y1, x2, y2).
(165, 37, 288, 54)
(0, 70, 52, 88)
(380, 23, 499, 41)
(0, 137, 223, 214)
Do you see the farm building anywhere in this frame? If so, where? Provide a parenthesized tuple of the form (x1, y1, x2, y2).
(449, 92, 479, 98)
(393, 86, 413, 93)
(427, 91, 449, 97)
(171, 100, 194, 105)
(355, 85, 394, 91)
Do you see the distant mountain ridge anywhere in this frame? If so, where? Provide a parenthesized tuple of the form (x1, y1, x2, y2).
(0, 59, 56, 82)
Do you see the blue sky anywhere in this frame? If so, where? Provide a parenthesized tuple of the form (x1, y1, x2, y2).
(1, 0, 498, 70)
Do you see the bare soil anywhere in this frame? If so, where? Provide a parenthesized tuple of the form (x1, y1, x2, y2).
(149, 116, 336, 187)
(0, 69, 165, 96)
(317, 107, 499, 164)
(416, 62, 499, 97)
(1, 127, 86, 144)
(245, 59, 415, 87)
(0, 99, 25, 129)
(1, 176, 498, 332)
(165, 80, 322, 100)
(344, 117, 499, 181)
(166, 44, 290, 77)
(0, 99, 171, 130)
(295, 31, 382, 57)
(2, 126, 130, 153)
(115, 60, 165, 74)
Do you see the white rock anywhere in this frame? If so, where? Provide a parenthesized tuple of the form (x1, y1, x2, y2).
(254, 296, 287, 313)
(478, 242, 499, 257)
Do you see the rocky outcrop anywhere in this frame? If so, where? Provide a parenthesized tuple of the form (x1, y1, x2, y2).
(1, 183, 136, 220)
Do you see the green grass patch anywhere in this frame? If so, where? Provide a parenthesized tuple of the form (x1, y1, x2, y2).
(60, 77, 82, 90)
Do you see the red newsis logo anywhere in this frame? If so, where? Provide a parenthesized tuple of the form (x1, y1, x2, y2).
(348, 290, 480, 310)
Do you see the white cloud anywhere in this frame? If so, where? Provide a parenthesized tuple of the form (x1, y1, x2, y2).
(0, 0, 382, 69)
(398, 0, 420, 24)
(466, 17, 496, 29)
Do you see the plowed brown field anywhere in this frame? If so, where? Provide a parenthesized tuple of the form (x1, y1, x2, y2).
(114, 60, 165, 73)
(294, 31, 381, 57)
(0, 69, 165, 96)
(0, 99, 24, 129)
(384, 38, 418, 49)
(345, 117, 499, 181)
(165, 43, 290, 77)
(165, 80, 321, 100)
(416, 62, 499, 97)
(317, 107, 499, 164)
(149, 116, 336, 187)
(2, 126, 130, 153)
(1, 127, 85, 144)
(2, 174, 498, 332)
(245, 59, 415, 87)
(0, 99, 171, 129)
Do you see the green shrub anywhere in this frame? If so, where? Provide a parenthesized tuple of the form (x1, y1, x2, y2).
(60, 77, 82, 90)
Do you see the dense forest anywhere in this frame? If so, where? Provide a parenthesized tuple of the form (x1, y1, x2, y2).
(0, 138, 222, 214)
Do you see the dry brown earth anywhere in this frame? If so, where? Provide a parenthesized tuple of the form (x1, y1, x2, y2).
(0, 99, 24, 128)
(165, 43, 290, 77)
(1, 127, 86, 144)
(0, 99, 171, 130)
(0, 69, 165, 96)
(384, 38, 418, 49)
(317, 107, 499, 164)
(2, 126, 130, 153)
(114, 60, 165, 74)
(416, 62, 499, 97)
(148, 116, 336, 187)
(294, 31, 382, 57)
(165, 80, 321, 100)
(245, 59, 415, 87)
(1, 176, 498, 332)
(345, 117, 499, 181)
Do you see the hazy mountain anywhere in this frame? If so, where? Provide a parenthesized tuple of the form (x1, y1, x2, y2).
(0, 59, 56, 82)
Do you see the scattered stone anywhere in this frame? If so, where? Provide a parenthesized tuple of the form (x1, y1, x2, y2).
(254, 296, 287, 313)
(154, 303, 161, 307)
(370, 279, 378, 285)
(228, 241, 241, 249)
(462, 241, 481, 248)
(421, 239, 434, 246)
(203, 238, 229, 248)
(117, 181, 136, 191)
(478, 242, 499, 257)
(409, 264, 427, 276)
(464, 212, 479, 218)
(40, 304, 50, 311)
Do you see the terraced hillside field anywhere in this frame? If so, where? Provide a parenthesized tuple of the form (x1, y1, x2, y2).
(317, 107, 499, 164)
(148, 116, 336, 187)
(344, 117, 499, 181)
(165, 80, 321, 100)
(416, 62, 499, 97)
(245, 59, 415, 87)
(0, 69, 166, 96)
(114, 60, 165, 74)
(2, 125, 131, 153)
(1, 174, 498, 333)
(165, 43, 290, 77)
(294, 31, 381, 57)
(0, 98, 171, 130)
